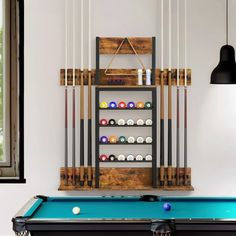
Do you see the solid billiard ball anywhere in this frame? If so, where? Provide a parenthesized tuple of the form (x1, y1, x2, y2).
(136, 137, 144, 143)
(100, 154, 108, 161)
(108, 119, 116, 125)
(127, 119, 135, 126)
(117, 119, 125, 126)
(118, 101, 126, 108)
(127, 154, 135, 161)
(117, 154, 126, 161)
(136, 102, 145, 109)
(100, 101, 108, 109)
(100, 119, 108, 126)
(137, 119, 144, 125)
(100, 136, 108, 143)
(109, 136, 117, 143)
(163, 202, 171, 211)
(109, 101, 117, 109)
(145, 119, 152, 126)
(109, 154, 116, 161)
(127, 136, 135, 143)
(119, 136, 126, 143)
(72, 207, 81, 215)
(146, 136, 153, 143)
(145, 154, 152, 161)
(127, 102, 135, 108)
(135, 154, 143, 161)
(145, 101, 152, 108)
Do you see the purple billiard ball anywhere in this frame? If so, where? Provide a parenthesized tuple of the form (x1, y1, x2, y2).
(100, 136, 108, 143)
(163, 202, 171, 211)
(127, 102, 135, 108)
(109, 102, 117, 109)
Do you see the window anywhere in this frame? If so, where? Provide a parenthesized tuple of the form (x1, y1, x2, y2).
(0, 0, 24, 183)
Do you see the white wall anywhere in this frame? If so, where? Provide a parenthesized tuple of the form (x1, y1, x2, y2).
(1, 0, 236, 235)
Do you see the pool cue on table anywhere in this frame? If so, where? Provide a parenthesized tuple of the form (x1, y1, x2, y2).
(167, 0, 172, 186)
(176, 0, 180, 186)
(184, 0, 188, 186)
(87, 0, 92, 187)
(72, 0, 76, 186)
(160, 0, 165, 187)
(64, 0, 68, 185)
(79, 0, 85, 186)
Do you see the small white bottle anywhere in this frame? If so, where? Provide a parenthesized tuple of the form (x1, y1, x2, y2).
(146, 69, 151, 85)
(138, 69, 143, 85)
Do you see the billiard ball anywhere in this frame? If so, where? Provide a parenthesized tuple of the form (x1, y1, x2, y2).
(136, 102, 145, 109)
(100, 136, 108, 143)
(137, 119, 144, 125)
(99, 154, 108, 161)
(136, 137, 144, 143)
(118, 101, 126, 109)
(117, 154, 126, 161)
(119, 136, 126, 143)
(145, 154, 152, 161)
(135, 154, 143, 161)
(109, 154, 116, 161)
(127, 102, 135, 108)
(163, 202, 171, 211)
(145, 119, 152, 126)
(146, 136, 153, 143)
(72, 206, 81, 215)
(127, 119, 135, 126)
(100, 101, 108, 109)
(145, 101, 152, 108)
(100, 119, 108, 126)
(127, 154, 135, 161)
(109, 136, 117, 143)
(127, 136, 135, 143)
(117, 119, 125, 126)
(109, 101, 117, 109)
(108, 119, 116, 125)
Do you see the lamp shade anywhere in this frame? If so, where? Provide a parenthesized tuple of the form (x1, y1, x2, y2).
(210, 45, 236, 84)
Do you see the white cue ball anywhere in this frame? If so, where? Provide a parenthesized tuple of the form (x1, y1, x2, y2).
(72, 207, 81, 215)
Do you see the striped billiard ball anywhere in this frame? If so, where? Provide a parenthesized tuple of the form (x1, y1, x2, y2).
(137, 137, 144, 143)
(135, 155, 143, 161)
(117, 154, 126, 161)
(127, 155, 135, 161)
(117, 119, 125, 126)
(145, 154, 152, 161)
(127, 119, 135, 126)
(127, 136, 135, 143)
(137, 119, 144, 125)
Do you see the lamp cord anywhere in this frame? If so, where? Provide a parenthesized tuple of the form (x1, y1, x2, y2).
(226, 0, 228, 45)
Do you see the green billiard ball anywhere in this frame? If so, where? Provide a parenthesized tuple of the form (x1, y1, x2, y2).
(119, 136, 126, 143)
(145, 102, 152, 108)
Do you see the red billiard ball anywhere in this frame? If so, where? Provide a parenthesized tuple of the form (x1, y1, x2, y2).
(100, 119, 108, 126)
(118, 101, 126, 109)
(100, 154, 108, 161)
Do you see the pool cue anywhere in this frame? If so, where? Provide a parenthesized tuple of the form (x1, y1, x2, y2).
(87, 0, 93, 187)
(64, 0, 68, 185)
(72, 0, 76, 186)
(184, 0, 188, 186)
(167, 0, 172, 186)
(176, 0, 180, 186)
(79, 0, 85, 186)
(160, 0, 165, 187)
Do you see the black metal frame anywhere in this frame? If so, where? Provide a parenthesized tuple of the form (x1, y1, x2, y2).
(95, 87, 157, 188)
(0, 0, 25, 184)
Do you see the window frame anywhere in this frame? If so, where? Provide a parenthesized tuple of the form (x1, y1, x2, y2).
(0, 0, 25, 183)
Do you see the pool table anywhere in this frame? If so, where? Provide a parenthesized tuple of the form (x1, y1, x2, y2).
(12, 195, 236, 236)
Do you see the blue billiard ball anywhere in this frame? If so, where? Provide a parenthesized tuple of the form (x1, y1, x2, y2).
(127, 102, 135, 108)
(109, 102, 117, 108)
(100, 136, 108, 143)
(163, 202, 171, 211)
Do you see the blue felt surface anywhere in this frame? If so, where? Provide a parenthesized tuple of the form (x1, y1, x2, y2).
(24, 196, 236, 220)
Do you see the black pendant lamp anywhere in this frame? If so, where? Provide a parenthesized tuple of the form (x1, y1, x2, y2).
(210, 0, 236, 84)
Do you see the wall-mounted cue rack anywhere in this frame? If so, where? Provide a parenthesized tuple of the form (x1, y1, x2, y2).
(59, 37, 193, 191)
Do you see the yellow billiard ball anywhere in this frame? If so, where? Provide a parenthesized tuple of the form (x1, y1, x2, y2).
(72, 207, 81, 215)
